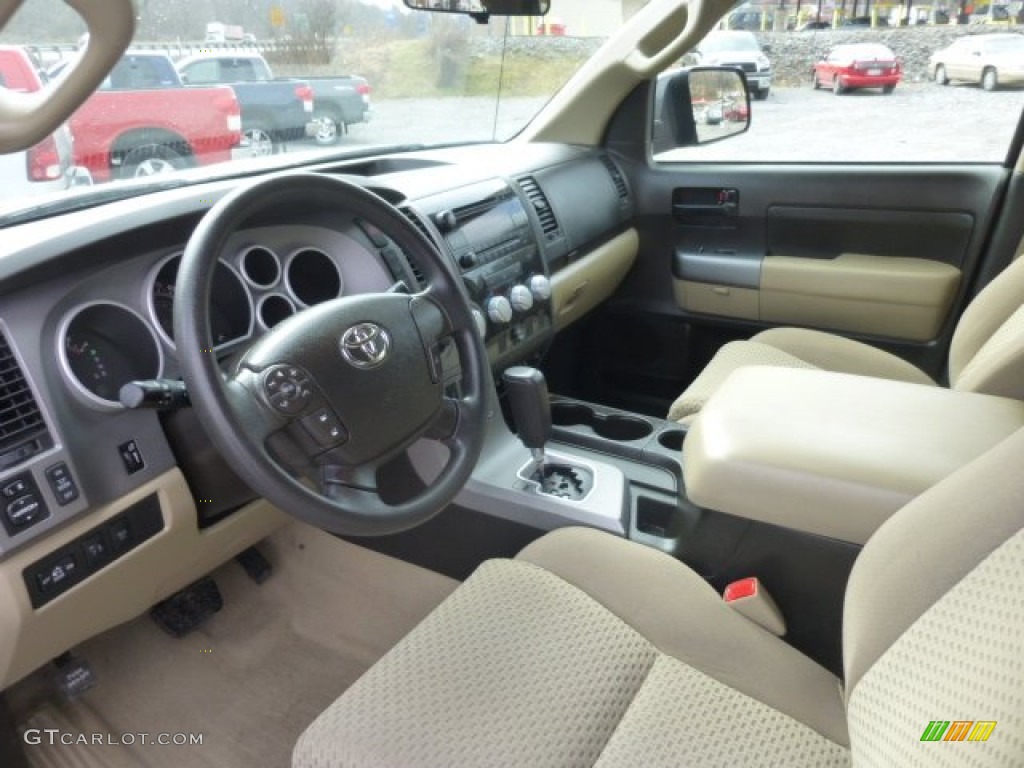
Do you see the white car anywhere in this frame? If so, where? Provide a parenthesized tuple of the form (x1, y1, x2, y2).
(930, 33, 1024, 91)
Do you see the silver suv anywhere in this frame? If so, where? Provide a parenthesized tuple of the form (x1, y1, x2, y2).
(686, 30, 772, 100)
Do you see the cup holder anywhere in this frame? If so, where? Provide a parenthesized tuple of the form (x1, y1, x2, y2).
(551, 401, 654, 442)
(657, 429, 686, 452)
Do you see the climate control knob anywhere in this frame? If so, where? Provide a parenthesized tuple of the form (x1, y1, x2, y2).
(509, 284, 534, 313)
(471, 307, 488, 339)
(529, 274, 552, 302)
(486, 296, 513, 326)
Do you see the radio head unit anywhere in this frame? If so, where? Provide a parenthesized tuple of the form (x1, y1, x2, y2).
(412, 179, 553, 368)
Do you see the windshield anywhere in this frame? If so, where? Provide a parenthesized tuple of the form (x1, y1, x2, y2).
(0, 0, 632, 214)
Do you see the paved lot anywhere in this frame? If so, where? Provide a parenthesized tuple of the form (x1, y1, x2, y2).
(297, 82, 1024, 164)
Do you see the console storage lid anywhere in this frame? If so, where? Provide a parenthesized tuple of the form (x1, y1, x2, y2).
(684, 367, 1024, 544)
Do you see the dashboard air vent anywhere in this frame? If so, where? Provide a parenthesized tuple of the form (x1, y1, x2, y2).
(399, 206, 431, 288)
(601, 156, 629, 199)
(518, 176, 561, 239)
(0, 329, 49, 467)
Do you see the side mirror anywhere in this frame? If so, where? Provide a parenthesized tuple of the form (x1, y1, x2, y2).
(761, 44, 772, 54)
(653, 66, 751, 154)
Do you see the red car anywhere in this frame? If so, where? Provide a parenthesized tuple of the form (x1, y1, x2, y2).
(813, 43, 902, 95)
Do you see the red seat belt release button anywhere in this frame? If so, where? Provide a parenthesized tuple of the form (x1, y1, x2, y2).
(723, 577, 787, 636)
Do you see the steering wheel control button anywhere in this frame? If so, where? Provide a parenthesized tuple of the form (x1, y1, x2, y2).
(263, 365, 313, 414)
(117, 440, 145, 475)
(340, 323, 391, 369)
(301, 409, 348, 448)
(45, 462, 80, 506)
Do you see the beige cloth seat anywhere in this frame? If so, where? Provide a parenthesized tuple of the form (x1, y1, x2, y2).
(667, 255, 1024, 422)
(293, 427, 1024, 768)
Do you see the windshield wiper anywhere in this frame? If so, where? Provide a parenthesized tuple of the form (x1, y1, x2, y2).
(0, 178, 191, 228)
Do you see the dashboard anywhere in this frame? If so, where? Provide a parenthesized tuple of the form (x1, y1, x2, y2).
(0, 142, 635, 687)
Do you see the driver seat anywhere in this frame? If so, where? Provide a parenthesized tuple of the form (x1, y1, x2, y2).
(293, 428, 1024, 767)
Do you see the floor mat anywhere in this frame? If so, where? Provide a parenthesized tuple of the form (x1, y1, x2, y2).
(9, 522, 458, 768)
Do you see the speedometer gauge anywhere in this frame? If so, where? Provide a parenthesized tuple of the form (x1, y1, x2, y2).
(150, 254, 253, 348)
(59, 302, 162, 410)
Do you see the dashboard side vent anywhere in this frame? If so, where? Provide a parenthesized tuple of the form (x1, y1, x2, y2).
(601, 156, 629, 199)
(399, 206, 432, 288)
(517, 176, 561, 240)
(0, 329, 50, 467)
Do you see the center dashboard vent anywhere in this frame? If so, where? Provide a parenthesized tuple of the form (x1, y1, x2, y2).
(0, 329, 51, 469)
(517, 175, 561, 241)
(601, 155, 630, 200)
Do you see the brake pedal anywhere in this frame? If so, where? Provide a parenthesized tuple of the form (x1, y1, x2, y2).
(150, 578, 223, 638)
(235, 546, 273, 584)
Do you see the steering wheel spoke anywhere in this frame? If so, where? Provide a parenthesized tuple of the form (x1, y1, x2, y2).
(423, 396, 462, 444)
(224, 376, 289, 447)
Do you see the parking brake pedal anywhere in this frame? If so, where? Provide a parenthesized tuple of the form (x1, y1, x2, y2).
(150, 578, 223, 638)
(53, 652, 96, 699)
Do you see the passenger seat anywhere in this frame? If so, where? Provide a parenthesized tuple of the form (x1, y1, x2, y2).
(668, 255, 1024, 423)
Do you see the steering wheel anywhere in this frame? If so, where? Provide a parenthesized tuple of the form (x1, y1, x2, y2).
(174, 173, 488, 535)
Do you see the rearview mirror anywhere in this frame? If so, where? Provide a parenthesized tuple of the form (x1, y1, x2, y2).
(403, 0, 550, 16)
(653, 67, 751, 153)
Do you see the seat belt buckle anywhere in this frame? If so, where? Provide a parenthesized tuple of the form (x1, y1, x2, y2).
(723, 577, 786, 637)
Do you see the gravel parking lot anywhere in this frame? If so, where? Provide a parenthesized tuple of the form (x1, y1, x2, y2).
(304, 82, 1024, 164)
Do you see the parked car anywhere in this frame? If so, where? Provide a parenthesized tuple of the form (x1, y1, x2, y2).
(47, 52, 243, 181)
(0, 46, 90, 200)
(175, 53, 315, 154)
(813, 43, 902, 94)
(684, 30, 772, 100)
(723, 98, 750, 121)
(930, 32, 1024, 90)
(177, 51, 370, 148)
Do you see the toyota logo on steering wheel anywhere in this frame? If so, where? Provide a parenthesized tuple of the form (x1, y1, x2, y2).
(340, 322, 391, 369)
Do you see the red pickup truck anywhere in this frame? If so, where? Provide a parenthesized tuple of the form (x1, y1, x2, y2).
(0, 46, 84, 200)
(37, 51, 243, 181)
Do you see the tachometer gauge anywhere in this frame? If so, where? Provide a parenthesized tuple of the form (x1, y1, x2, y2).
(59, 302, 162, 410)
(150, 255, 252, 347)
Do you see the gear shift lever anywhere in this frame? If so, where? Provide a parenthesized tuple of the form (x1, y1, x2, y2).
(502, 366, 551, 467)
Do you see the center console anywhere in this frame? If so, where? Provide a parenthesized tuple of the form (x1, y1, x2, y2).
(684, 366, 1024, 544)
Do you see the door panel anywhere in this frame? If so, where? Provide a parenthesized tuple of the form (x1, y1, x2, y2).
(546, 162, 1010, 416)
